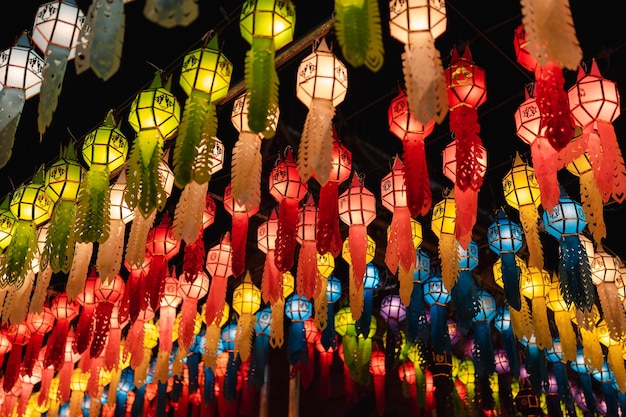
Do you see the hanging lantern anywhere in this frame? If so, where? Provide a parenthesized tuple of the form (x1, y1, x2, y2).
(0, 31, 44, 168)
(295, 194, 320, 299)
(369, 350, 387, 417)
(545, 277, 576, 362)
(230, 92, 280, 215)
(270, 148, 308, 273)
(444, 46, 487, 249)
(44, 293, 79, 372)
(590, 251, 626, 341)
(431, 190, 459, 292)
(284, 294, 313, 366)
(450, 240, 480, 336)
(249, 306, 272, 389)
(405, 249, 430, 344)
(487, 210, 523, 310)
(74, 110, 128, 244)
(41, 142, 84, 274)
(174, 36, 232, 188)
(204, 232, 233, 327)
(153, 272, 181, 382)
(568, 60, 626, 204)
(32, 0, 84, 138)
(0, 168, 53, 289)
(22, 307, 55, 377)
(295, 38, 348, 184)
(423, 274, 451, 354)
(334, 0, 383, 71)
(144, 213, 180, 312)
(379, 294, 406, 367)
(2, 323, 31, 392)
(519, 266, 553, 350)
(502, 152, 543, 269)
(224, 182, 259, 278)
(316, 131, 352, 256)
(471, 289, 497, 408)
(320, 274, 342, 350)
(239, 0, 295, 134)
(125, 72, 181, 218)
(258, 209, 283, 305)
(0, 196, 17, 250)
(232, 272, 262, 362)
(72, 271, 98, 355)
(388, 89, 435, 218)
(90, 273, 125, 359)
(542, 190, 595, 312)
(389, 0, 448, 124)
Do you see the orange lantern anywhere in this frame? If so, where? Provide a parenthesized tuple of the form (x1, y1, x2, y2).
(296, 194, 319, 299)
(204, 232, 233, 327)
(269, 148, 308, 273)
(224, 182, 259, 278)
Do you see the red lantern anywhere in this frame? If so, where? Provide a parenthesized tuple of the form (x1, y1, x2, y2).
(181, 193, 215, 283)
(22, 307, 54, 377)
(259, 209, 282, 306)
(513, 24, 537, 73)
(444, 45, 487, 249)
(204, 232, 233, 326)
(120, 253, 151, 325)
(90, 273, 125, 358)
(315, 130, 351, 256)
(44, 293, 79, 371)
(72, 270, 98, 355)
(177, 270, 209, 350)
(158, 272, 182, 357)
(568, 60, 626, 204)
(296, 195, 319, 299)
(2, 323, 31, 392)
(224, 182, 259, 278)
(369, 350, 386, 417)
(145, 213, 181, 312)
(388, 90, 435, 218)
(269, 148, 308, 272)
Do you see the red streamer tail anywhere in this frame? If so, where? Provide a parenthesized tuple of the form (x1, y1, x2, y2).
(145, 255, 169, 312)
(180, 298, 199, 350)
(374, 375, 386, 417)
(349, 224, 368, 291)
(2, 345, 22, 392)
(319, 352, 332, 398)
(316, 182, 339, 255)
(261, 250, 283, 304)
(90, 302, 115, 358)
(403, 138, 432, 217)
(454, 186, 478, 250)
(205, 276, 227, 326)
(183, 234, 206, 283)
(73, 305, 96, 355)
(597, 121, 626, 203)
(126, 271, 146, 325)
(450, 106, 484, 191)
(231, 212, 249, 278)
(535, 63, 574, 151)
(44, 320, 70, 371)
(22, 333, 44, 376)
(104, 327, 121, 371)
(275, 198, 299, 272)
(531, 138, 561, 212)
(296, 241, 318, 299)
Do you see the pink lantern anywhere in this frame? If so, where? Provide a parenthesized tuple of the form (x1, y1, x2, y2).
(177, 270, 209, 350)
(296, 195, 319, 298)
(388, 90, 435, 218)
(90, 273, 125, 358)
(224, 182, 259, 277)
(145, 213, 181, 312)
(259, 209, 283, 305)
(22, 307, 54, 377)
(44, 293, 79, 371)
(2, 323, 31, 392)
(72, 271, 98, 355)
(204, 232, 233, 326)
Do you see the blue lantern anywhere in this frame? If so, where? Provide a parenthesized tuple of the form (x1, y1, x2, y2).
(570, 349, 596, 413)
(285, 294, 313, 365)
(519, 334, 549, 397)
(356, 263, 380, 337)
(471, 289, 497, 386)
(115, 368, 135, 417)
(545, 339, 574, 408)
(407, 250, 430, 343)
(322, 275, 342, 350)
(452, 240, 480, 335)
(249, 306, 272, 389)
(487, 211, 523, 310)
(542, 191, 595, 312)
(423, 275, 451, 354)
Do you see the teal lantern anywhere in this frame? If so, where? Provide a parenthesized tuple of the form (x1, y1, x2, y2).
(356, 262, 379, 337)
(487, 210, 523, 310)
(285, 294, 313, 366)
(452, 240, 479, 335)
(321, 275, 342, 350)
(423, 275, 450, 354)
(542, 191, 594, 312)
(249, 307, 272, 389)
(471, 290, 496, 380)
(407, 250, 430, 343)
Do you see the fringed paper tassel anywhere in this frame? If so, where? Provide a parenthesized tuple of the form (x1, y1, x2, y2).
(452, 270, 480, 336)
(403, 32, 448, 124)
(525, 343, 548, 396)
(349, 266, 365, 323)
(348, 224, 368, 293)
(607, 343, 626, 392)
(173, 181, 209, 244)
(500, 252, 522, 311)
(66, 242, 93, 300)
(578, 324, 604, 372)
(534, 63, 575, 150)
(385, 207, 416, 277)
(125, 210, 156, 268)
(235, 313, 255, 363)
(97, 218, 126, 283)
(509, 297, 533, 342)
(430, 304, 451, 355)
(205, 276, 227, 329)
(558, 235, 595, 312)
(74, 167, 111, 244)
(91, 299, 121, 359)
(244, 38, 279, 135)
(316, 179, 342, 256)
(203, 323, 222, 372)
(0, 87, 26, 168)
(2, 324, 29, 392)
(403, 137, 432, 218)
(314, 274, 329, 334)
(553, 310, 577, 362)
(5, 267, 35, 324)
(298, 98, 335, 185)
(37, 44, 70, 138)
(334, 0, 384, 71)
(231, 211, 250, 279)
(275, 198, 300, 273)
(30, 264, 53, 314)
(530, 296, 553, 351)
(42, 199, 78, 274)
(596, 281, 626, 341)
(578, 369, 596, 413)
(355, 286, 372, 337)
(439, 233, 460, 293)
(231, 132, 262, 211)
(262, 250, 283, 307)
(182, 232, 206, 283)
(578, 170, 606, 245)
(103, 307, 122, 371)
(519, 204, 543, 270)
(250, 333, 270, 390)
(287, 320, 307, 366)
(270, 299, 285, 349)
(530, 137, 561, 211)
(296, 241, 318, 299)
(552, 360, 573, 409)
(406, 283, 429, 344)
(472, 320, 495, 380)
(145, 254, 169, 313)
(0, 220, 38, 290)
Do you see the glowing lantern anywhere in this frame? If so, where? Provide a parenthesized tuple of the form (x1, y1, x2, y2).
(284, 294, 313, 366)
(249, 307, 272, 389)
(44, 293, 79, 371)
(153, 273, 181, 383)
(334, 0, 383, 71)
(125, 72, 181, 218)
(0, 197, 17, 250)
(0, 31, 44, 168)
(74, 110, 128, 244)
(388, 89, 435, 218)
(520, 266, 553, 350)
(174, 36, 232, 188)
(590, 251, 626, 341)
(295, 38, 348, 185)
(90, 273, 124, 358)
(444, 46, 487, 250)
(320, 275, 342, 350)
(423, 274, 451, 354)
(125, 306, 155, 373)
(68, 368, 89, 417)
(232, 272, 262, 362)
(0, 168, 54, 289)
(487, 210, 523, 310)
(239, 0, 295, 134)
(174, 270, 207, 355)
(2, 323, 31, 392)
(295, 195, 319, 298)
(204, 232, 233, 327)
(32, 0, 84, 138)
(22, 307, 54, 377)
(512, 24, 537, 72)
(388, 0, 448, 124)
(72, 271, 98, 355)
(369, 350, 387, 416)
(568, 60, 626, 205)
(224, 182, 259, 278)
(270, 148, 308, 273)
(316, 131, 352, 256)
(545, 278, 576, 362)
(338, 174, 376, 301)
(258, 209, 283, 306)
(431, 190, 459, 292)
(502, 152, 543, 270)
(379, 294, 406, 365)
(542, 191, 594, 312)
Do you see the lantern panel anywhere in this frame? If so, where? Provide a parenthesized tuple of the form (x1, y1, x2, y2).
(128, 86, 182, 140)
(0, 34, 45, 98)
(364, 263, 381, 290)
(493, 306, 511, 333)
(430, 195, 456, 238)
(458, 240, 479, 271)
(239, 0, 296, 50)
(542, 197, 586, 238)
(474, 289, 496, 322)
(283, 271, 295, 298)
(337, 185, 377, 226)
(423, 275, 450, 306)
(44, 158, 84, 202)
(109, 172, 135, 223)
(487, 215, 523, 255)
(502, 156, 541, 210)
(255, 307, 273, 336)
(520, 266, 550, 299)
(388, 90, 436, 141)
(388, 0, 447, 44)
(269, 158, 308, 202)
(81, 125, 128, 171)
(494, 348, 510, 374)
(32, 0, 85, 58)
(9, 183, 54, 224)
(146, 221, 180, 259)
(0, 207, 17, 250)
(317, 252, 335, 278)
(257, 214, 279, 254)
(179, 46, 233, 100)
(342, 235, 377, 265)
(232, 281, 262, 316)
(205, 238, 233, 278)
(178, 271, 210, 300)
(414, 249, 430, 283)
(568, 72, 621, 127)
(445, 51, 487, 109)
(514, 95, 543, 145)
(296, 45, 348, 108)
(94, 274, 125, 303)
(161, 276, 182, 308)
(284, 294, 313, 321)
(512, 25, 537, 72)
(326, 275, 342, 303)
(379, 295, 406, 322)
(590, 251, 620, 285)
(381, 160, 408, 211)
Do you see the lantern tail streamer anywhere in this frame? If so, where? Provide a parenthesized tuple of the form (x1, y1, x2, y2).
(454, 186, 478, 250)
(231, 212, 249, 278)
(500, 252, 521, 311)
(126, 133, 166, 217)
(519, 205, 543, 270)
(182, 233, 205, 282)
(202, 323, 221, 371)
(90, 302, 115, 358)
(531, 297, 552, 350)
(608, 344, 626, 392)
(275, 198, 299, 273)
(245, 38, 278, 135)
(597, 282, 626, 340)
(224, 352, 240, 402)
(194, 116, 219, 184)
(0, 221, 38, 290)
(406, 284, 429, 344)
(173, 94, 215, 188)
(553, 361, 573, 408)
(553, 311, 576, 362)
(558, 235, 595, 312)
(316, 181, 340, 255)
(270, 299, 285, 348)
(452, 271, 479, 336)
(37, 45, 69, 139)
(5, 269, 34, 324)
(104, 326, 121, 371)
(578, 371, 596, 413)
(296, 241, 318, 299)
(179, 299, 198, 351)
(397, 266, 414, 309)
(2, 343, 23, 392)
(44, 319, 70, 371)
(349, 267, 365, 321)
(30, 264, 53, 314)
(145, 255, 168, 312)
(439, 233, 459, 292)
(96, 219, 126, 283)
(250, 334, 270, 389)
(596, 121, 626, 203)
(298, 98, 335, 185)
(143, 0, 199, 28)
(321, 303, 336, 350)
(579, 172, 606, 244)
(526, 344, 548, 395)
(174, 180, 208, 244)
(475, 373, 494, 412)
(314, 275, 328, 331)
(74, 305, 96, 355)
(0, 88, 25, 168)
(403, 32, 448, 124)
(509, 297, 533, 341)
(355, 287, 372, 337)
(403, 138, 432, 217)
(66, 242, 93, 300)
(235, 314, 254, 363)
(502, 328, 519, 378)
(430, 304, 451, 354)
(125, 210, 156, 268)
(74, 168, 111, 244)
(534, 63, 575, 150)
(530, 138, 560, 212)
(205, 277, 227, 327)
(450, 106, 483, 191)
(22, 332, 44, 376)
(585, 125, 613, 201)
(349, 224, 368, 291)
(261, 251, 282, 304)
(334, 0, 384, 71)
(231, 131, 262, 209)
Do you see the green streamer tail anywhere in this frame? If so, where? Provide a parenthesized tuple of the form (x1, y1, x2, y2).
(245, 38, 279, 135)
(42, 200, 77, 274)
(0, 221, 38, 289)
(74, 168, 111, 244)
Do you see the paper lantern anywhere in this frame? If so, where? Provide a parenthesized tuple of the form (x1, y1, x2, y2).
(125, 72, 181, 218)
(590, 251, 626, 342)
(22, 307, 54, 377)
(296, 195, 319, 298)
(44, 293, 79, 372)
(369, 350, 386, 417)
(334, 0, 383, 71)
(0, 196, 17, 250)
(174, 36, 232, 188)
(0, 32, 45, 168)
(204, 232, 233, 327)
(512, 24, 537, 72)
(502, 153, 543, 270)
(423, 275, 451, 354)
(270, 148, 308, 273)
(248, 307, 272, 389)
(32, 0, 84, 138)
(316, 131, 352, 256)
(224, 182, 259, 278)
(258, 209, 283, 305)
(144, 213, 180, 312)
(389, 0, 447, 124)
(296, 38, 348, 185)
(232, 272, 262, 362)
(90, 273, 124, 358)
(542, 191, 595, 312)
(388, 90, 435, 217)
(239, 0, 294, 134)
(405, 250, 430, 344)
(431, 191, 459, 292)
(451, 240, 480, 336)
(519, 266, 553, 350)
(380, 294, 406, 367)
(355, 262, 380, 338)
(74, 110, 128, 244)
(545, 278, 576, 362)
(71, 271, 98, 356)
(284, 294, 313, 365)
(487, 211, 523, 310)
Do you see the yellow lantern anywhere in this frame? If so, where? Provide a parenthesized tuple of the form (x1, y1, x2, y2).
(232, 272, 262, 362)
(68, 369, 89, 417)
(431, 190, 459, 291)
(519, 266, 553, 350)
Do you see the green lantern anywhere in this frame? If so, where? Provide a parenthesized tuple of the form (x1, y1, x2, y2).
(74, 110, 128, 244)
